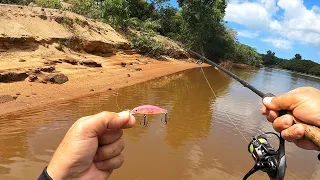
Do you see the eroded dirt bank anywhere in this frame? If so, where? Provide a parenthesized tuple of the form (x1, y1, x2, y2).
(0, 50, 204, 116)
(0, 4, 206, 116)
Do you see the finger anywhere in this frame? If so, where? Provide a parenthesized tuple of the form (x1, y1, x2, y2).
(266, 110, 273, 123)
(262, 87, 318, 111)
(98, 129, 123, 145)
(79, 111, 134, 137)
(95, 154, 124, 171)
(266, 110, 278, 122)
(261, 106, 267, 115)
(263, 94, 302, 111)
(272, 115, 294, 132)
(288, 87, 318, 94)
(294, 138, 320, 151)
(94, 138, 125, 162)
(281, 124, 305, 142)
(121, 114, 136, 129)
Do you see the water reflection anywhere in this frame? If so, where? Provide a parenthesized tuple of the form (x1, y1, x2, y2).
(0, 67, 319, 180)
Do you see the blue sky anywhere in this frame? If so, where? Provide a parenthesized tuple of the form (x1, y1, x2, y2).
(168, 0, 320, 63)
(169, 0, 178, 7)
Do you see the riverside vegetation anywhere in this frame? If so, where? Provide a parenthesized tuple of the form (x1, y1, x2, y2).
(1, 0, 320, 76)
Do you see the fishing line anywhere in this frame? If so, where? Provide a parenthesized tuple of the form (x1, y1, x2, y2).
(115, 88, 123, 111)
(198, 57, 249, 143)
(115, 47, 156, 111)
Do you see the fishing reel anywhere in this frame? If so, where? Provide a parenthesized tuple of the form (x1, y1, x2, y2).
(244, 132, 286, 180)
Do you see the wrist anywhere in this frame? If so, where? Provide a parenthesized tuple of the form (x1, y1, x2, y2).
(47, 160, 66, 180)
(47, 163, 59, 180)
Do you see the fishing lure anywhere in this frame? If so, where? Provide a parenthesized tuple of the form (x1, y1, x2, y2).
(130, 105, 168, 127)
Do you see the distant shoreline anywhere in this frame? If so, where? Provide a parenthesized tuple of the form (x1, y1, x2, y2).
(264, 66, 320, 80)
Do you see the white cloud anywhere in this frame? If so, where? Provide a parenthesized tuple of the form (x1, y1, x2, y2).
(312, 5, 320, 13)
(262, 37, 293, 49)
(269, 20, 282, 31)
(225, 0, 320, 48)
(237, 30, 260, 38)
(277, 0, 306, 19)
(225, 1, 273, 29)
(260, 0, 279, 15)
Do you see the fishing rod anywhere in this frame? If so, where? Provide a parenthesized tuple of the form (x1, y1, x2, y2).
(188, 49, 320, 180)
(189, 50, 265, 98)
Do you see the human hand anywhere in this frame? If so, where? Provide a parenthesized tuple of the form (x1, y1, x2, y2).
(46, 111, 136, 180)
(261, 87, 320, 151)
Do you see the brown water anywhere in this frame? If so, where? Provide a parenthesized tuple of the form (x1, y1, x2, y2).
(0, 67, 320, 180)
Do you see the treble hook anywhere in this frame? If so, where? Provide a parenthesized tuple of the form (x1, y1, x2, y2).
(161, 113, 168, 125)
(140, 114, 148, 127)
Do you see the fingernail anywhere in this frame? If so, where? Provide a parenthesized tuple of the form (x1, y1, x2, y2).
(282, 116, 291, 126)
(117, 111, 129, 117)
(295, 125, 304, 137)
(263, 97, 273, 104)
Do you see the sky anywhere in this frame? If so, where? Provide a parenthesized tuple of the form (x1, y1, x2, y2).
(169, 0, 320, 63)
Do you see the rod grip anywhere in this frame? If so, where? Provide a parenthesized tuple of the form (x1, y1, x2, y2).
(264, 93, 320, 149)
(290, 113, 320, 149)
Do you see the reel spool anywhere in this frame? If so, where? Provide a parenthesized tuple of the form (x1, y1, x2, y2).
(244, 132, 286, 180)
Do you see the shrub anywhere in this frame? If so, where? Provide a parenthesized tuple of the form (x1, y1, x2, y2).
(129, 33, 165, 57)
(35, 0, 61, 9)
(231, 43, 262, 66)
(140, 18, 160, 33)
(0, 0, 32, 5)
(124, 18, 160, 34)
(279, 59, 317, 74)
(71, 0, 102, 19)
(309, 65, 320, 76)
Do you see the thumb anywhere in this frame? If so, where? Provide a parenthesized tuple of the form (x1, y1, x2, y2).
(81, 111, 134, 137)
(263, 94, 301, 111)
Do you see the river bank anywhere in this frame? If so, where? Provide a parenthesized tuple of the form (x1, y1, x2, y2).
(0, 51, 206, 116)
(0, 4, 206, 116)
(219, 61, 259, 69)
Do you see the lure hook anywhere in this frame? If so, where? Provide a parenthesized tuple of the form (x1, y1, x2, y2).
(139, 114, 148, 127)
(161, 113, 168, 125)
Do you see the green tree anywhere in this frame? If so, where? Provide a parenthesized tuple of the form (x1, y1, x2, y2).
(157, 7, 183, 39)
(178, 0, 228, 60)
(127, 0, 156, 21)
(262, 50, 276, 65)
(232, 43, 262, 66)
(279, 59, 317, 73)
(72, 0, 102, 19)
(294, 53, 302, 60)
(309, 65, 320, 76)
(103, 0, 129, 27)
(150, 0, 170, 9)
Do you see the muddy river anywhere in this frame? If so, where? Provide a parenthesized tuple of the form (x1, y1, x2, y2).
(0, 67, 319, 180)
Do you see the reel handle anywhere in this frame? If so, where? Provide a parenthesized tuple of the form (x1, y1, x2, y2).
(264, 93, 320, 150)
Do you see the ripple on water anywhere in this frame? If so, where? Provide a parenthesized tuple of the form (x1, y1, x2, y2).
(0, 67, 320, 180)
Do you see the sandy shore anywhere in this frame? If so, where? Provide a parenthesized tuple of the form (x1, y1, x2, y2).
(0, 4, 209, 116)
(0, 52, 205, 116)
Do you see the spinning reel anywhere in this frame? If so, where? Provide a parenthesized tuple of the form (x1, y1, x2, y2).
(244, 132, 286, 180)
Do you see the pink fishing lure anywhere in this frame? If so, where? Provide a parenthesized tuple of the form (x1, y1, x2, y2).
(131, 105, 167, 115)
(130, 105, 168, 127)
